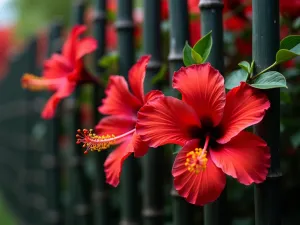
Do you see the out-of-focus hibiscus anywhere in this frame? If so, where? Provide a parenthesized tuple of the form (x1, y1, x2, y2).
(280, 0, 300, 18)
(21, 25, 98, 119)
(0, 26, 14, 78)
(76, 55, 163, 187)
(137, 63, 270, 205)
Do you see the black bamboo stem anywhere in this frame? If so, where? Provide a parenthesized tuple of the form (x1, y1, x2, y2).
(142, 0, 164, 225)
(199, 1, 228, 225)
(71, 1, 93, 224)
(116, 0, 141, 224)
(168, 1, 195, 225)
(92, 0, 110, 224)
(43, 22, 64, 225)
(252, 0, 281, 225)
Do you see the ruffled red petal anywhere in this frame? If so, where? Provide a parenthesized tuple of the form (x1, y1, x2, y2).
(62, 25, 86, 64)
(98, 75, 142, 116)
(43, 54, 73, 79)
(211, 131, 270, 185)
(95, 115, 136, 144)
(128, 55, 151, 103)
(172, 139, 226, 206)
(104, 140, 132, 187)
(173, 63, 226, 127)
(217, 82, 270, 144)
(41, 80, 76, 119)
(130, 131, 149, 157)
(136, 96, 201, 147)
(76, 37, 98, 61)
(144, 90, 164, 103)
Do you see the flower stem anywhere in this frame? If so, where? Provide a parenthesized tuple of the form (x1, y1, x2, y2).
(251, 62, 277, 80)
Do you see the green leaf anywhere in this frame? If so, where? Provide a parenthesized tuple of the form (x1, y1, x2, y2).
(280, 35, 300, 49)
(191, 48, 203, 64)
(293, 17, 300, 30)
(98, 52, 119, 68)
(250, 71, 287, 89)
(225, 69, 249, 90)
(183, 41, 195, 66)
(276, 44, 300, 64)
(250, 60, 254, 74)
(275, 35, 300, 64)
(291, 130, 300, 148)
(238, 61, 251, 73)
(151, 64, 167, 84)
(193, 30, 213, 63)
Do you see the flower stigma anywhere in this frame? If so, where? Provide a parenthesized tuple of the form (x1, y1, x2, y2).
(185, 136, 210, 174)
(76, 128, 135, 154)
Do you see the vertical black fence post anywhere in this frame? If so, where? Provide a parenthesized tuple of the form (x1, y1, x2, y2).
(168, 1, 195, 225)
(252, 0, 281, 225)
(43, 22, 64, 225)
(199, 1, 227, 225)
(25, 37, 42, 225)
(71, 1, 93, 224)
(142, 0, 164, 225)
(92, 0, 110, 224)
(116, 0, 141, 224)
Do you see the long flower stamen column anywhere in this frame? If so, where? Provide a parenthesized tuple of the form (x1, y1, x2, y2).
(76, 129, 135, 154)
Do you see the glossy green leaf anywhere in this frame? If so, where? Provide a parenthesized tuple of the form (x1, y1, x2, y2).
(276, 35, 300, 64)
(183, 41, 195, 66)
(98, 52, 119, 68)
(250, 71, 287, 89)
(276, 44, 300, 64)
(280, 35, 300, 49)
(225, 69, 249, 90)
(193, 30, 213, 63)
(191, 48, 203, 64)
(238, 61, 251, 73)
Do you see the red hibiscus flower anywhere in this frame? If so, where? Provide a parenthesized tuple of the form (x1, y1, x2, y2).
(136, 63, 271, 205)
(21, 25, 97, 119)
(76, 55, 163, 187)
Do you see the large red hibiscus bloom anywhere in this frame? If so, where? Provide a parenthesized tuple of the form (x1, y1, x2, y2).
(21, 25, 97, 119)
(136, 63, 271, 205)
(76, 55, 163, 187)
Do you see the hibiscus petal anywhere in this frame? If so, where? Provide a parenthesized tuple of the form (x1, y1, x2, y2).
(76, 37, 98, 61)
(62, 25, 86, 63)
(43, 54, 73, 79)
(172, 139, 226, 206)
(144, 90, 164, 103)
(136, 96, 201, 147)
(128, 55, 151, 103)
(41, 81, 76, 119)
(173, 63, 226, 127)
(217, 82, 270, 144)
(104, 140, 132, 187)
(95, 115, 136, 143)
(210, 131, 270, 185)
(98, 75, 141, 116)
(130, 132, 149, 157)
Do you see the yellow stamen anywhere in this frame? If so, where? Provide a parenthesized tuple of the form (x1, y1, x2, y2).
(76, 128, 135, 154)
(21, 73, 61, 91)
(185, 147, 208, 174)
(76, 129, 116, 154)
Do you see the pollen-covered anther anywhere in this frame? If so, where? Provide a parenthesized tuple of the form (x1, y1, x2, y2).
(185, 147, 208, 174)
(76, 128, 116, 154)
